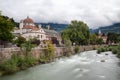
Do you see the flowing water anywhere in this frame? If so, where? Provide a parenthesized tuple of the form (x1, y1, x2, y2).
(0, 50, 120, 80)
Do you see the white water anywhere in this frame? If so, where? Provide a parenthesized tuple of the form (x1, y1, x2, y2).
(0, 50, 120, 80)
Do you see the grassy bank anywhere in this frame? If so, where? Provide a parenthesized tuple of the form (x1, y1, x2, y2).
(97, 44, 120, 58)
(0, 50, 55, 76)
(0, 45, 81, 76)
(0, 45, 101, 76)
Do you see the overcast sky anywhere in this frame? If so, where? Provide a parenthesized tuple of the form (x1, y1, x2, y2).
(0, 0, 120, 28)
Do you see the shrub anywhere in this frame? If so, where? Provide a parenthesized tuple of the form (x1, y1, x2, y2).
(97, 46, 107, 54)
(0, 54, 18, 74)
(74, 46, 80, 53)
(112, 47, 118, 54)
(97, 48, 101, 54)
(108, 46, 112, 51)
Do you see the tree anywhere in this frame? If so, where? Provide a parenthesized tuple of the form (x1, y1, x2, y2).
(46, 41, 55, 60)
(117, 36, 120, 43)
(21, 39, 36, 57)
(61, 20, 90, 45)
(107, 32, 117, 44)
(96, 38, 103, 45)
(63, 38, 72, 47)
(90, 34, 97, 45)
(31, 39, 40, 46)
(13, 36, 26, 47)
(0, 14, 14, 43)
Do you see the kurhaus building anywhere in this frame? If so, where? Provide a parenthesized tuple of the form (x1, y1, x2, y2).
(13, 16, 47, 41)
(13, 16, 62, 46)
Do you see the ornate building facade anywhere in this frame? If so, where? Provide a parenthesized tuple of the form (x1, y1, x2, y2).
(13, 16, 62, 46)
(13, 16, 47, 41)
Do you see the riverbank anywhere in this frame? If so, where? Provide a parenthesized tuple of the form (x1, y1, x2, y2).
(97, 44, 120, 58)
(0, 45, 106, 76)
(1, 50, 120, 80)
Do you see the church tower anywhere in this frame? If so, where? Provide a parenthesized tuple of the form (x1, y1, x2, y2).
(98, 30, 102, 38)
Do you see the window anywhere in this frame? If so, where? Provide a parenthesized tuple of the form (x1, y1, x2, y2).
(41, 35, 42, 39)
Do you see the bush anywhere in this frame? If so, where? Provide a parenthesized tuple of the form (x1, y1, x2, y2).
(107, 46, 112, 51)
(97, 48, 101, 54)
(97, 46, 107, 54)
(112, 47, 118, 54)
(101, 47, 105, 52)
(74, 46, 80, 53)
(0, 53, 37, 75)
(0, 54, 18, 74)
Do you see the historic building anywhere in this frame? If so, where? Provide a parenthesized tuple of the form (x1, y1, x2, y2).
(44, 25, 62, 46)
(98, 30, 107, 43)
(13, 16, 62, 46)
(13, 16, 47, 41)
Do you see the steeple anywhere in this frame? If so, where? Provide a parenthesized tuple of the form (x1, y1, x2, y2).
(98, 30, 102, 35)
(98, 30, 102, 38)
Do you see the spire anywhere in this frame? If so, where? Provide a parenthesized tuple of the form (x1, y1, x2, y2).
(98, 30, 102, 35)
(27, 16, 29, 19)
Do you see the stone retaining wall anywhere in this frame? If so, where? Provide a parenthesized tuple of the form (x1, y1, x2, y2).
(0, 45, 107, 63)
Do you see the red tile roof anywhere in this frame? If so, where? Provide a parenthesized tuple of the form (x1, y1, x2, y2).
(23, 16, 34, 23)
(23, 25, 39, 31)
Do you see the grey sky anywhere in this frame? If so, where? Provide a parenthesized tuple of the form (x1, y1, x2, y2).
(0, 0, 120, 28)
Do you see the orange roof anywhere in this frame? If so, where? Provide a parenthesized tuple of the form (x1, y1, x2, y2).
(23, 16, 34, 23)
(23, 25, 39, 31)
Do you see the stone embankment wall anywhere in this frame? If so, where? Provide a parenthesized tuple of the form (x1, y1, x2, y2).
(0, 45, 107, 63)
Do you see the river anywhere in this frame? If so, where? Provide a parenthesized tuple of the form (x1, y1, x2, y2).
(0, 50, 120, 80)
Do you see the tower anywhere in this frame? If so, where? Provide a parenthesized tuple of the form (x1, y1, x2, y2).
(19, 20, 23, 34)
(98, 30, 102, 38)
(38, 24, 42, 29)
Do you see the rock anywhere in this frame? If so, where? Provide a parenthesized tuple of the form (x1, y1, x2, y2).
(105, 53, 108, 55)
(101, 60, 105, 62)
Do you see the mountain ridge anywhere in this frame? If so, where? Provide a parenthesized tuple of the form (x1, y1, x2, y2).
(35, 23, 68, 33)
(90, 23, 120, 34)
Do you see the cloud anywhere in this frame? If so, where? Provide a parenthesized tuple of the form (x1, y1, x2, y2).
(0, 0, 120, 28)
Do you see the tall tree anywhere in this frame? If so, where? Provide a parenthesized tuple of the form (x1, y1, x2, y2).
(107, 32, 118, 44)
(61, 20, 90, 45)
(0, 14, 14, 42)
(90, 34, 97, 45)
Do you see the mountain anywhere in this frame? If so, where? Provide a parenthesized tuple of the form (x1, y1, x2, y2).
(35, 23, 68, 33)
(91, 23, 120, 34)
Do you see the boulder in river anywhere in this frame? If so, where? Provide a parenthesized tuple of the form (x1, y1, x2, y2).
(101, 60, 105, 62)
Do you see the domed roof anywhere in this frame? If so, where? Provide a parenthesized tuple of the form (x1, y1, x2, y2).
(23, 16, 34, 23)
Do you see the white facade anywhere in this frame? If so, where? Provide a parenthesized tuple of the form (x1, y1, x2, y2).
(13, 17, 47, 41)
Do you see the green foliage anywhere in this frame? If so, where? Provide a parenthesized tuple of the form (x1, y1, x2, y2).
(21, 39, 36, 56)
(61, 20, 90, 45)
(96, 38, 103, 45)
(97, 46, 108, 54)
(90, 34, 97, 45)
(0, 53, 36, 75)
(116, 44, 120, 58)
(117, 36, 120, 43)
(0, 15, 14, 42)
(89, 33, 103, 45)
(97, 44, 120, 58)
(39, 41, 55, 63)
(13, 36, 26, 47)
(74, 46, 80, 53)
(63, 38, 72, 47)
(112, 47, 118, 54)
(0, 54, 18, 74)
(107, 32, 118, 44)
(45, 41, 55, 60)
